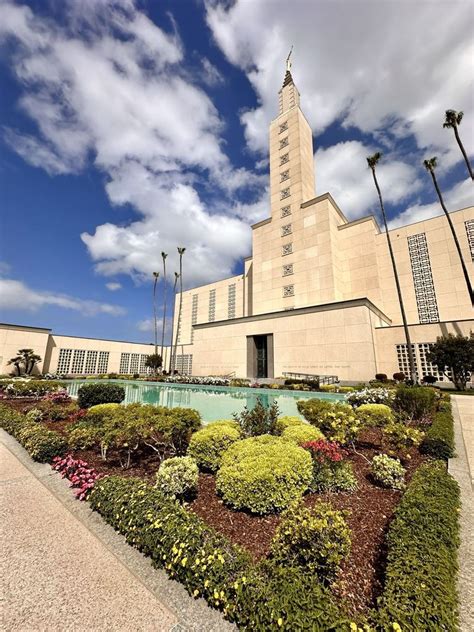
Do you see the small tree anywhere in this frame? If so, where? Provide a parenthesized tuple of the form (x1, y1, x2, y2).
(8, 348, 42, 375)
(145, 353, 162, 375)
(427, 334, 474, 391)
(7, 355, 22, 376)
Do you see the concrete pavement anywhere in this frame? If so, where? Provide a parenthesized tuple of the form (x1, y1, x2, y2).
(0, 430, 234, 632)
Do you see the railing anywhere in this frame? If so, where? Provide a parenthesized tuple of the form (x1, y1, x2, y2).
(282, 372, 339, 385)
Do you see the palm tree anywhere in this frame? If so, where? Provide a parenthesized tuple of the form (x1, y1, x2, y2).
(160, 252, 168, 363)
(16, 348, 42, 375)
(423, 157, 474, 305)
(152, 271, 160, 356)
(172, 247, 186, 374)
(367, 153, 417, 383)
(7, 355, 22, 376)
(169, 272, 180, 373)
(443, 110, 473, 180)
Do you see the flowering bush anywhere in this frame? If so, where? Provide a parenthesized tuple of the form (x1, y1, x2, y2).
(155, 456, 199, 499)
(371, 454, 405, 490)
(0, 379, 66, 398)
(43, 389, 71, 403)
(52, 454, 104, 500)
(346, 388, 394, 407)
(25, 408, 44, 423)
(165, 375, 230, 386)
(383, 422, 424, 451)
(297, 399, 361, 445)
(302, 440, 357, 492)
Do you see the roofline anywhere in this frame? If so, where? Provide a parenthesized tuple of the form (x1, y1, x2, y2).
(52, 333, 160, 346)
(0, 322, 52, 332)
(301, 192, 348, 223)
(339, 215, 381, 232)
(387, 205, 473, 232)
(175, 273, 245, 297)
(194, 297, 391, 330)
(375, 318, 474, 330)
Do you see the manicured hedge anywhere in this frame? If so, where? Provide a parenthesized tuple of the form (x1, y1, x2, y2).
(420, 404, 455, 460)
(0, 379, 66, 397)
(77, 383, 125, 408)
(0, 404, 67, 462)
(376, 461, 460, 631)
(89, 476, 348, 631)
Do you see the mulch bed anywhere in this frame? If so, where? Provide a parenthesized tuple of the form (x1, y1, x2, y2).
(1, 398, 428, 614)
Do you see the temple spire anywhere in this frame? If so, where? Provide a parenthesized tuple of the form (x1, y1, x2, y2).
(282, 46, 294, 88)
(279, 46, 299, 114)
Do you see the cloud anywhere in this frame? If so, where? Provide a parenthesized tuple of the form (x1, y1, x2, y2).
(0, 0, 260, 287)
(105, 282, 122, 291)
(388, 178, 474, 229)
(206, 0, 474, 172)
(315, 141, 422, 219)
(0, 277, 126, 316)
(201, 57, 224, 86)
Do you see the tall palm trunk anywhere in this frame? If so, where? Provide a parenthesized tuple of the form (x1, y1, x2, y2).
(452, 123, 473, 180)
(424, 158, 474, 306)
(160, 252, 168, 364)
(367, 153, 417, 383)
(443, 111, 473, 180)
(169, 272, 180, 373)
(152, 272, 159, 358)
(172, 247, 186, 374)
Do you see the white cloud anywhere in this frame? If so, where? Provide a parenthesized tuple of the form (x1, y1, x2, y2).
(201, 57, 224, 86)
(206, 0, 474, 172)
(316, 141, 422, 219)
(1, 0, 259, 287)
(388, 178, 474, 229)
(0, 278, 126, 316)
(105, 282, 122, 291)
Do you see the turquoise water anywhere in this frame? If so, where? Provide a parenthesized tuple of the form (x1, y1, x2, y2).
(66, 380, 345, 422)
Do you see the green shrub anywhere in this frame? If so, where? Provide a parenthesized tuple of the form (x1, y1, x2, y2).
(0, 380, 65, 398)
(87, 402, 121, 415)
(38, 400, 78, 421)
(155, 456, 198, 499)
(297, 399, 361, 444)
(77, 383, 125, 408)
(187, 421, 241, 472)
(0, 404, 26, 434)
(313, 461, 358, 493)
(421, 408, 455, 460)
(271, 501, 351, 581)
(393, 385, 436, 420)
(371, 454, 405, 490)
(383, 422, 424, 451)
(216, 435, 312, 514)
(377, 461, 460, 631)
(233, 398, 279, 436)
(25, 408, 44, 423)
(67, 419, 102, 450)
(281, 424, 324, 444)
(275, 415, 302, 434)
(356, 403, 393, 427)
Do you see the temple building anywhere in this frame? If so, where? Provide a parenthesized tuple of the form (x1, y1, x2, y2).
(171, 67, 474, 382)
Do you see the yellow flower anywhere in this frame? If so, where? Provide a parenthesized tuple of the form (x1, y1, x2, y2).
(277, 618, 283, 627)
(181, 557, 187, 567)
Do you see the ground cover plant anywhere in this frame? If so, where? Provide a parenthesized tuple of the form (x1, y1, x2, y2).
(0, 385, 460, 626)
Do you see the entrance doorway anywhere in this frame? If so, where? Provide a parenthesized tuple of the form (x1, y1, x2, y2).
(247, 334, 274, 379)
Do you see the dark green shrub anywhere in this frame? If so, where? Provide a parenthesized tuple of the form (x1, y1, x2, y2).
(377, 461, 460, 631)
(422, 374, 437, 385)
(375, 373, 388, 382)
(187, 421, 241, 471)
(216, 435, 312, 514)
(233, 398, 279, 436)
(270, 501, 351, 581)
(392, 372, 405, 382)
(38, 400, 79, 421)
(77, 383, 125, 408)
(393, 385, 436, 419)
(421, 409, 455, 460)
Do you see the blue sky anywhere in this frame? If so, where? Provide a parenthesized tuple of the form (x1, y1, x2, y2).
(0, 0, 473, 344)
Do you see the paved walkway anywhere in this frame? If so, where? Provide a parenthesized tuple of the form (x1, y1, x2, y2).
(449, 395, 474, 632)
(0, 430, 234, 632)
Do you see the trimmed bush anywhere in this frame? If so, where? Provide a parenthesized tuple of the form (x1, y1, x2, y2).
(356, 403, 393, 427)
(297, 399, 361, 444)
(216, 435, 312, 514)
(188, 421, 241, 472)
(377, 461, 460, 631)
(0, 379, 65, 398)
(371, 454, 405, 490)
(87, 402, 121, 415)
(303, 439, 357, 493)
(77, 383, 125, 408)
(155, 456, 198, 498)
(281, 423, 324, 445)
(375, 373, 388, 383)
(271, 501, 351, 581)
(421, 408, 455, 460)
(275, 415, 302, 434)
(393, 384, 436, 420)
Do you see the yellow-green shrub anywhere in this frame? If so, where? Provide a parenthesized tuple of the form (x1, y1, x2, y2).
(281, 424, 324, 445)
(216, 435, 312, 514)
(87, 402, 121, 415)
(275, 416, 303, 434)
(297, 399, 361, 444)
(356, 403, 394, 427)
(187, 421, 242, 472)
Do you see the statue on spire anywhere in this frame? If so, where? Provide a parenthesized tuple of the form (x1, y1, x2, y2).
(286, 46, 293, 72)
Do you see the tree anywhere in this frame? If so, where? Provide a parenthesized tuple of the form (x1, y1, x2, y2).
(145, 353, 162, 375)
(18, 348, 42, 375)
(427, 333, 474, 391)
(443, 110, 473, 180)
(169, 271, 180, 373)
(7, 355, 22, 376)
(367, 152, 417, 383)
(172, 247, 186, 374)
(423, 157, 474, 306)
(160, 252, 168, 363)
(152, 271, 159, 356)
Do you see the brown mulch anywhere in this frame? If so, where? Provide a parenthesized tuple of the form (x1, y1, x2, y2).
(1, 398, 428, 614)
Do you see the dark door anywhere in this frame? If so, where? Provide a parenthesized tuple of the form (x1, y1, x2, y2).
(254, 335, 268, 378)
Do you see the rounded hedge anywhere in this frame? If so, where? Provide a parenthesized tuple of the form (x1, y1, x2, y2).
(87, 402, 121, 415)
(155, 456, 199, 498)
(274, 416, 302, 435)
(281, 424, 324, 445)
(187, 421, 241, 472)
(216, 435, 312, 514)
(77, 383, 125, 408)
(356, 403, 393, 427)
